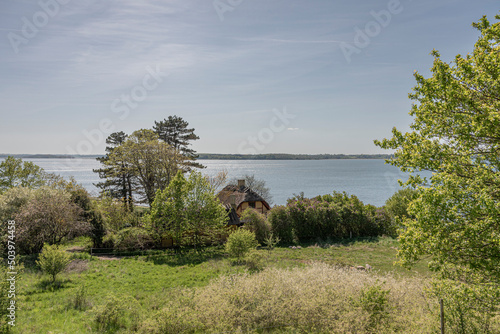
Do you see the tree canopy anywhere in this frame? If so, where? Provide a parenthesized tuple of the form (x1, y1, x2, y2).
(375, 14, 500, 283)
(0, 156, 47, 193)
(153, 115, 204, 169)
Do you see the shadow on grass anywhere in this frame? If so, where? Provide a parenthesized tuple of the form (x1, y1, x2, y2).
(29, 278, 72, 294)
(146, 247, 226, 267)
(290, 236, 394, 248)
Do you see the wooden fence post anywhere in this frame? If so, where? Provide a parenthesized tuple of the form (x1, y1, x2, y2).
(440, 298, 445, 334)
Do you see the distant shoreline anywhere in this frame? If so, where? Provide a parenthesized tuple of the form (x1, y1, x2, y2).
(0, 153, 392, 160)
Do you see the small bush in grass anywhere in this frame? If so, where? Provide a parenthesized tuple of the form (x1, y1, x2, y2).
(263, 232, 280, 250)
(93, 294, 141, 333)
(36, 244, 71, 283)
(68, 285, 91, 311)
(225, 229, 258, 261)
(354, 283, 391, 330)
(244, 249, 265, 271)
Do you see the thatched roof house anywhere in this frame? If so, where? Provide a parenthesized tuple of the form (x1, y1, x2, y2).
(218, 180, 271, 226)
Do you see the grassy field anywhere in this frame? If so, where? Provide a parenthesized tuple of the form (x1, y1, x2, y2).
(14, 237, 434, 333)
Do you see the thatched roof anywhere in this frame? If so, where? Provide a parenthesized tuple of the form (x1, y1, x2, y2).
(218, 185, 271, 212)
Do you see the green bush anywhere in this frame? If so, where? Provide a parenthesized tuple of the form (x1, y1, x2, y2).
(113, 227, 155, 251)
(36, 244, 71, 283)
(384, 188, 419, 222)
(244, 249, 265, 271)
(240, 208, 271, 244)
(225, 229, 258, 260)
(354, 283, 392, 330)
(268, 191, 392, 243)
(93, 294, 141, 333)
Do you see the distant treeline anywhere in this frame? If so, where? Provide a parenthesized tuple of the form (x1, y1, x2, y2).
(1, 153, 392, 160)
(198, 153, 392, 160)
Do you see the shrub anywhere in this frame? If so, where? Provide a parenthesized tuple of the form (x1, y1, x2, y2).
(12, 187, 90, 254)
(244, 249, 265, 271)
(113, 227, 155, 251)
(225, 229, 258, 260)
(93, 294, 141, 333)
(384, 188, 419, 222)
(36, 244, 71, 283)
(68, 285, 91, 311)
(140, 263, 439, 333)
(354, 283, 392, 330)
(269, 191, 392, 243)
(240, 208, 271, 244)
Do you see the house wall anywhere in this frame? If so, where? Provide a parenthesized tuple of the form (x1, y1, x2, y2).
(237, 201, 269, 215)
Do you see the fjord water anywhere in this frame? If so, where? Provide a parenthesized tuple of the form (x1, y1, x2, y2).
(23, 158, 417, 207)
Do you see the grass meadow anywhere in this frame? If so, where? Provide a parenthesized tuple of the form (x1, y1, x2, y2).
(14, 237, 440, 333)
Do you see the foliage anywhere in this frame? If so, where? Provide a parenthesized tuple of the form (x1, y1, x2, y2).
(262, 232, 280, 250)
(354, 283, 392, 330)
(112, 227, 155, 251)
(374, 15, 500, 285)
(93, 294, 141, 333)
(268, 191, 392, 243)
(153, 115, 204, 170)
(96, 194, 139, 233)
(230, 174, 273, 205)
(68, 187, 106, 248)
(148, 171, 228, 249)
(9, 187, 90, 254)
(94, 131, 135, 211)
(431, 278, 500, 334)
(36, 244, 71, 283)
(240, 208, 271, 244)
(384, 188, 419, 222)
(225, 228, 258, 260)
(140, 263, 438, 333)
(0, 156, 46, 193)
(244, 249, 265, 271)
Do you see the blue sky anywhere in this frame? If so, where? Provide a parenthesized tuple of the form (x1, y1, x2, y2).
(0, 0, 498, 155)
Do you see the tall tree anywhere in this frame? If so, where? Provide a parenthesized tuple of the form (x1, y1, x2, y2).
(110, 129, 182, 207)
(94, 132, 135, 211)
(375, 15, 500, 284)
(153, 116, 204, 169)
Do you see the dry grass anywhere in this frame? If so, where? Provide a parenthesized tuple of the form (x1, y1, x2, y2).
(139, 262, 439, 333)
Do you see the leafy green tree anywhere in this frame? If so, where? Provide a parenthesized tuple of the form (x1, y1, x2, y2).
(94, 132, 135, 211)
(0, 156, 46, 193)
(108, 129, 182, 207)
(240, 208, 271, 244)
(153, 116, 204, 170)
(148, 171, 228, 249)
(37, 243, 71, 283)
(374, 14, 500, 285)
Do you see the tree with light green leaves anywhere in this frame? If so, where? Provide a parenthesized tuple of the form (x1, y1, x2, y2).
(0, 156, 46, 193)
(375, 14, 500, 332)
(149, 170, 228, 250)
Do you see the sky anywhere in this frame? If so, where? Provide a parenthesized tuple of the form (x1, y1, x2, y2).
(0, 0, 498, 155)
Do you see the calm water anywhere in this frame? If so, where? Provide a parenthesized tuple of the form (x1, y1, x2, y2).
(19, 158, 418, 207)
